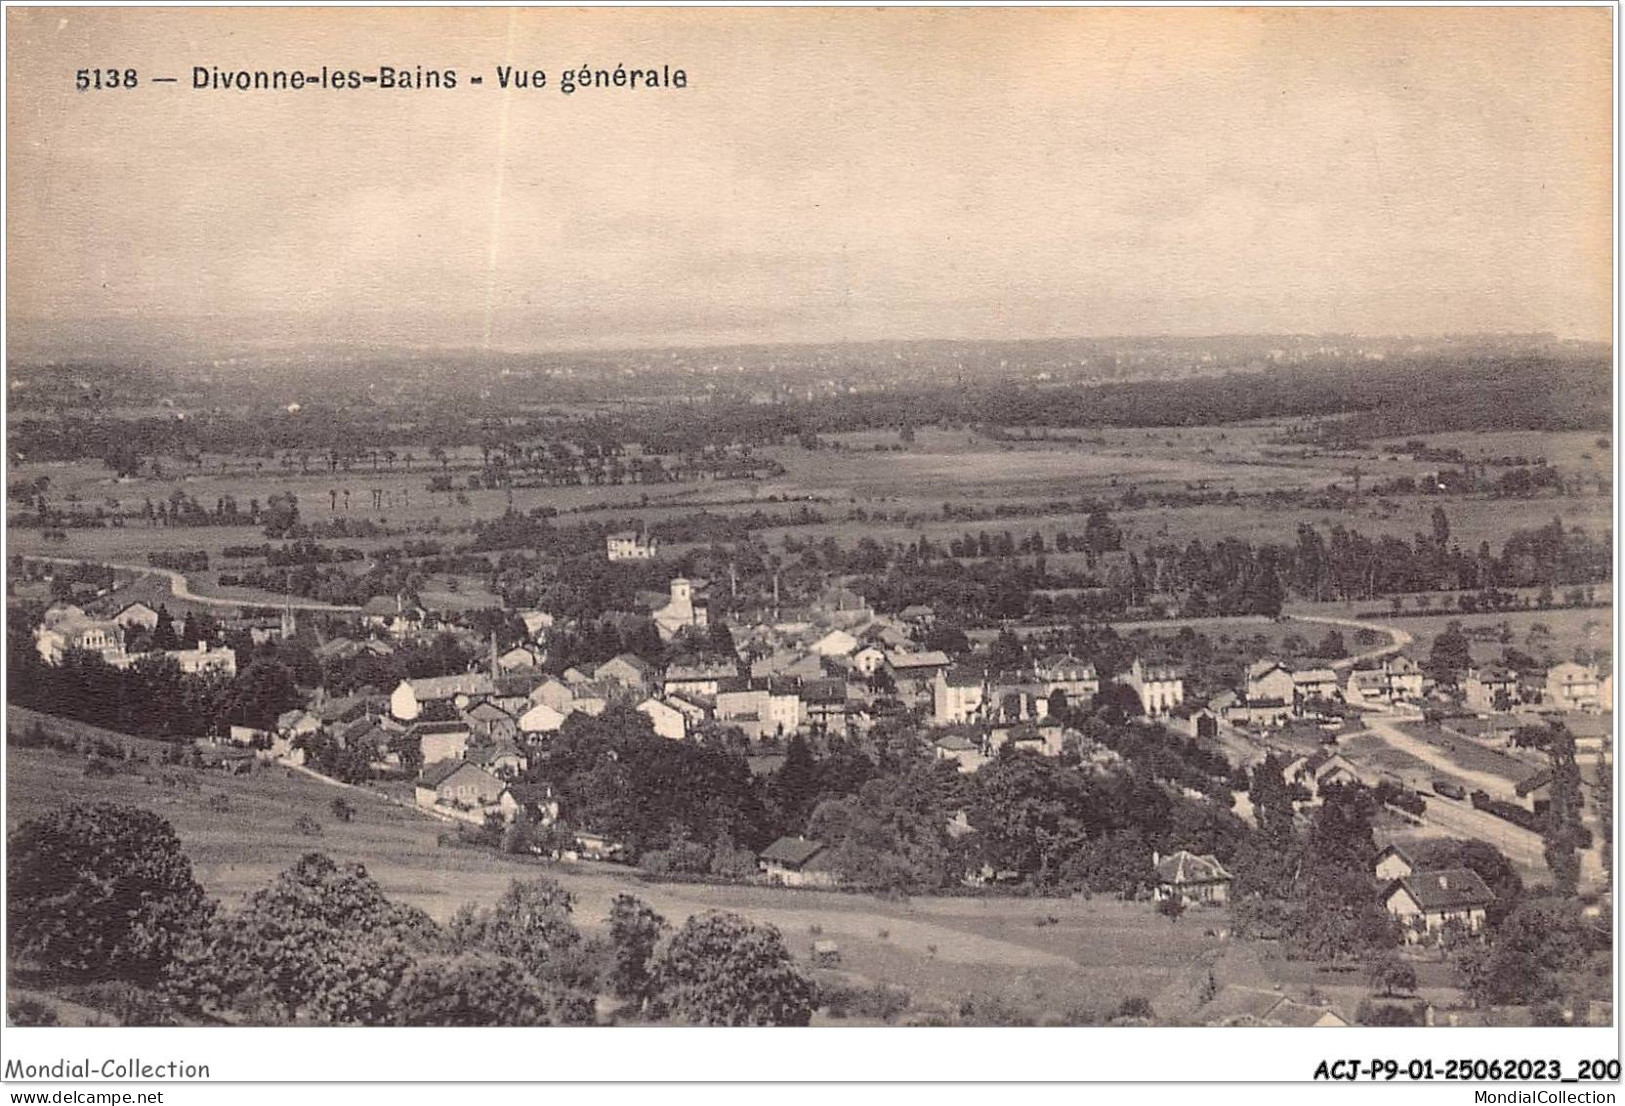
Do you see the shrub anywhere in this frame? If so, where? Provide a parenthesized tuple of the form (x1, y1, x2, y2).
(957, 993, 1035, 1027)
(8, 804, 210, 985)
(294, 815, 323, 837)
(1356, 1000, 1423, 1027)
(1115, 996, 1153, 1021)
(649, 912, 814, 1027)
(7, 997, 60, 1026)
(62, 981, 176, 1027)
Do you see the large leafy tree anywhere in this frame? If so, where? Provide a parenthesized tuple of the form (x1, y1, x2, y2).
(393, 951, 554, 1026)
(1299, 785, 1398, 959)
(1456, 899, 1596, 1006)
(1426, 622, 1473, 684)
(8, 804, 211, 985)
(649, 912, 813, 1027)
(216, 658, 301, 731)
(164, 852, 436, 1025)
(606, 894, 667, 1006)
(806, 763, 962, 891)
(1540, 724, 1587, 897)
(449, 878, 597, 1024)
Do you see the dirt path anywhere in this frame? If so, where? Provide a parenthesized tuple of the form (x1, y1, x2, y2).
(1362, 716, 1517, 799)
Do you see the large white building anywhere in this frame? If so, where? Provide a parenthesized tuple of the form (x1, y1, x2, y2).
(933, 666, 988, 725)
(1125, 658, 1184, 717)
(606, 530, 658, 561)
(35, 608, 126, 664)
(1546, 661, 1602, 712)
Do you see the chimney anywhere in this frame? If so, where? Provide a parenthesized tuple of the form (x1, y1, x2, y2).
(1438, 875, 1449, 890)
(1424, 1004, 1436, 1027)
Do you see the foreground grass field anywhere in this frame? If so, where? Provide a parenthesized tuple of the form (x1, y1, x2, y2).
(5, 739, 1277, 1021)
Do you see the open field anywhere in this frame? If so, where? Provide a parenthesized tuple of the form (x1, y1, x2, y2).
(11, 421, 1610, 584)
(5, 742, 1250, 1018)
(1284, 604, 1613, 669)
(1394, 722, 1546, 790)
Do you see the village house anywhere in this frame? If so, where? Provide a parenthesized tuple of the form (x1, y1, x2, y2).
(517, 609, 555, 641)
(757, 836, 839, 888)
(715, 678, 802, 740)
(1032, 654, 1100, 703)
(415, 759, 506, 821)
(898, 604, 936, 628)
(606, 529, 659, 561)
(360, 594, 424, 639)
(142, 641, 239, 677)
(1200, 987, 1350, 1027)
(885, 649, 952, 701)
(595, 653, 656, 692)
(35, 608, 126, 664)
(1125, 658, 1184, 717)
(989, 720, 1065, 758)
(1383, 867, 1495, 942)
(663, 657, 740, 699)
(850, 644, 888, 678)
(1373, 844, 1416, 882)
(802, 678, 851, 736)
(750, 650, 827, 681)
(496, 644, 542, 673)
(637, 697, 689, 741)
(563, 683, 612, 717)
(517, 700, 569, 737)
(1283, 749, 1361, 796)
(1292, 668, 1341, 713)
(528, 675, 576, 714)
(934, 666, 989, 726)
(462, 699, 518, 742)
(1345, 655, 1425, 708)
(414, 720, 472, 766)
(468, 741, 527, 778)
(1464, 666, 1520, 713)
(275, 708, 323, 741)
(933, 730, 988, 773)
(391, 673, 496, 722)
(1152, 850, 1233, 904)
(1546, 661, 1602, 712)
(110, 601, 161, 631)
(814, 585, 873, 628)
(989, 683, 1051, 724)
(1245, 659, 1296, 708)
(319, 690, 381, 727)
(859, 620, 914, 651)
(810, 627, 860, 658)
(499, 783, 560, 829)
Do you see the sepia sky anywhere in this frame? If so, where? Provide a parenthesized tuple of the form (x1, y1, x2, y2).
(6, 6, 1615, 351)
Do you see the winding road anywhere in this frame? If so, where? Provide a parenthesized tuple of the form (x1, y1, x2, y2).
(1284, 611, 1414, 670)
(21, 555, 361, 613)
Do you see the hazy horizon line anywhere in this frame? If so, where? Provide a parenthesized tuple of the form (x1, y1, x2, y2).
(6, 316, 1609, 364)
